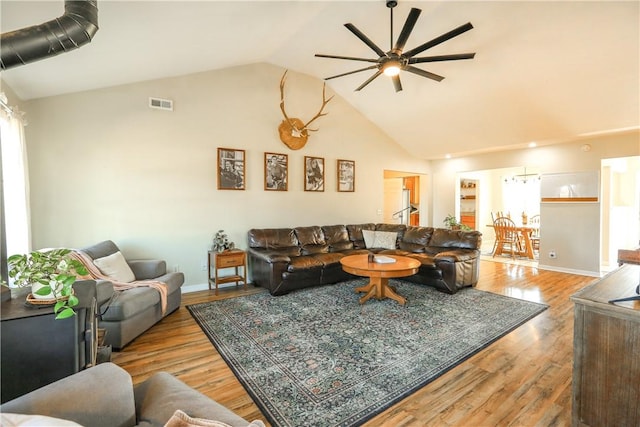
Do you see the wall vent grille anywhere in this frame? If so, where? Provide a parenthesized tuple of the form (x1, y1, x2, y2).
(149, 97, 173, 111)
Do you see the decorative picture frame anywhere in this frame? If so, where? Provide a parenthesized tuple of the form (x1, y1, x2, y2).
(304, 156, 325, 192)
(217, 148, 245, 190)
(264, 152, 288, 191)
(337, 159, 355, 192)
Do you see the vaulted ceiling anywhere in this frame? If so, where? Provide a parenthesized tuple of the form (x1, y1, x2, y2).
(1, 1, 638, 159)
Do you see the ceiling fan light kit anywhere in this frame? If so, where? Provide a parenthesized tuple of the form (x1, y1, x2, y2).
(315, 0, 475, 92)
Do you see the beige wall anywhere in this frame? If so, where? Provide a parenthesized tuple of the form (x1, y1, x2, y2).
(6, 63, 639, 283)
(18, 63, 431, 289)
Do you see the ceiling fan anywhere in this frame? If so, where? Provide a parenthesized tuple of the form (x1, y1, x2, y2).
(315, 0, 475, 92)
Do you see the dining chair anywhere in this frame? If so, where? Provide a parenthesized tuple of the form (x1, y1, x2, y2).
(492, 216, 524, 259)
(529, 214, 540, 252)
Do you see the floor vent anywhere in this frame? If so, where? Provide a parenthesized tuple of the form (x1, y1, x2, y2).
(149, 97, 173, 111)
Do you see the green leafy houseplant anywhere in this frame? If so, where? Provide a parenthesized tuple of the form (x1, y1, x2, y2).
(443, 214, 472, 231)
(5, 248, 88, 319)
(211, 230, 235, 252)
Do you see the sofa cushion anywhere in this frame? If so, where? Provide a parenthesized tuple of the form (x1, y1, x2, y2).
(321, 225, 354, 252)
(311, 252, 345, 266)
(287, 256, 323, 271)
(80, 240, 120, 260)
(362, 230, 397, 250)
(399, 226, 434, 253)
(346, 223, 376, 249)
(247, 228, 300, 256)
(93, 251, 136, 283)
(128, 260, 166, 280)
(428, 228, 482, 250)
(101, 287, 161, 321)
(294, 226, 329, 255)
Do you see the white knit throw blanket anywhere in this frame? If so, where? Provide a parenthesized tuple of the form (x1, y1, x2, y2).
(71, 250, 169, 314)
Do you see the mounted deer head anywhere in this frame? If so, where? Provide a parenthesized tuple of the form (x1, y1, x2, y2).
(278, 70, 333, 150)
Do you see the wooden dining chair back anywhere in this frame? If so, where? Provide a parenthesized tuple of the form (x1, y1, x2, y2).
(491, 211, 505, 222)
(529, 214, 540, 252)
(492, 216, 524, 259)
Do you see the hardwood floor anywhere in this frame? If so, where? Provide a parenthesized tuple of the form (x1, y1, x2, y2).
(112, 260, 597, 426)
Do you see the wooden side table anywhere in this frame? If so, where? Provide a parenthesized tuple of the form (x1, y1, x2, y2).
(208, 249, 247, 295)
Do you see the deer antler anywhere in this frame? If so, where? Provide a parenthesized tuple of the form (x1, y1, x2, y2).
(279, 70, 300, 133)
(279, 70, 334, 135)
(303, 82, 334, 132)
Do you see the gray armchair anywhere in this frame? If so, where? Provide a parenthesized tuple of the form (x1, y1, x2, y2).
(79, 240, 184, 349)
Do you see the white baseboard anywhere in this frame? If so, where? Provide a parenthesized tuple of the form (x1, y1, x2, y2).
(181, 283, 209, 293)
(537, 264, 601, 277)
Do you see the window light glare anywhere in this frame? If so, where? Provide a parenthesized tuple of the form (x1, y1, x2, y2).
(528, 142, 537, 148)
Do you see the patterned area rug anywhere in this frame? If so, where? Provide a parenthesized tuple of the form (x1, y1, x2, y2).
(187, 279, 548, 427)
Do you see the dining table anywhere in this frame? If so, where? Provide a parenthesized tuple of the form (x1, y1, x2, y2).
(487, 223, 539, 259)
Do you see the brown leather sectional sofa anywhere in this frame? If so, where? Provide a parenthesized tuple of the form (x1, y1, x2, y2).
(247, 223, 482, 296)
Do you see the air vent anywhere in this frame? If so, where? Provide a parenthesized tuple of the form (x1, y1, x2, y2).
(148, 97, 173, 111)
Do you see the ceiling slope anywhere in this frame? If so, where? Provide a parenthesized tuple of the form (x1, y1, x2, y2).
(1, 1, 638, 159)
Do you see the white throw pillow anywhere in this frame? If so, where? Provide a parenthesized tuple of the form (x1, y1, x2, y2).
(362, 230, 397, 250)
(93, 251, 135, 283)
(163, 410, 266, 427)
(1, 413, 83, 427)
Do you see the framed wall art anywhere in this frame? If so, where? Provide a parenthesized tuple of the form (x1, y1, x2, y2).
(337, 159, 355, 192)
(304, 156, 324, 192)
(217, 148, 245, 190)
(264, 152, 288, 191)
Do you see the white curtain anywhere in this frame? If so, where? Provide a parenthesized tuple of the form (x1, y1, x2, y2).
(1, 97, 30, 257)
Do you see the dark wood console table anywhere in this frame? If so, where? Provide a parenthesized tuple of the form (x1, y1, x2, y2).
(1, 281, 98, 403)
(571, 264, 640, 426)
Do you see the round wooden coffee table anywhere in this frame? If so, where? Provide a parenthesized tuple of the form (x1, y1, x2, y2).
(340, 254, 420, 305)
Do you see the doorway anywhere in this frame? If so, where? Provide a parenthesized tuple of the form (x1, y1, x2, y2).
(383, 171, 426, 225)
(601, 156, 640, 270)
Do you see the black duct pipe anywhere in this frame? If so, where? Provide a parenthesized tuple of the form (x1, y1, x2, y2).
(1, 0, 99, 71)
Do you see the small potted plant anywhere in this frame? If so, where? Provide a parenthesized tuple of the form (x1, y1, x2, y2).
(211, 230, 235, 252)
(5, 248, 88, 319)
(443, 214, 472, 231)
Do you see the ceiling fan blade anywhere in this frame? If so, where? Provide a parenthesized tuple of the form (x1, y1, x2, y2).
(403, 22, 474, 58)
(392, 75, 403, 92)
(355, 70, 383, 91)
(344, 23, 386, 57)
(393, 8, 421, 53)
(315, 54, 379, 63)
(324, 65, 379, 80)
(404, 66, 445, 82)
(409, 53, 476, 64)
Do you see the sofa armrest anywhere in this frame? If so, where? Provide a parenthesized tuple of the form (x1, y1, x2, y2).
(246, 248, 292, 263)
(247, 249, 290, 294)
(433, 249, 479, 263)
(0, 363, 136, 427)
(95, 279, 115, 307)
(127, 259, 166, 280)
(134, 372, 250, 427)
